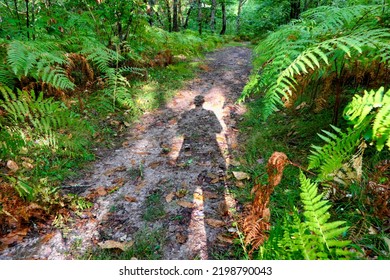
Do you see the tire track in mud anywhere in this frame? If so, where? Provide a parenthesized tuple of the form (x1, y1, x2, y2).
(0, 45, 252, 260)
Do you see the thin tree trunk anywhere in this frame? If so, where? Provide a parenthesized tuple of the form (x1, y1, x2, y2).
(290, 0, 301, 20)
(178, 0, 183, 27)
(220, 1, 226, 35)
(197, 0, 202, 35)
(236, 0, 247, 34)
(146, 0, 155, 26)
(210, 0, 217, 33)
(31, 0, 36, 40)
(13, 0, 22, 32)
(183, 3, 194, 29)
(164, 0, 172, 32)
(173, 0, 179, 32)
(25, 0, 30, 39)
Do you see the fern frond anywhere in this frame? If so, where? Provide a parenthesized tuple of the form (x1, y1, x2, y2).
(344, 87, 390, 151)
(244, 4, 390, 120)
(308, 125, 363, 180)
(299, 173, 352, 259)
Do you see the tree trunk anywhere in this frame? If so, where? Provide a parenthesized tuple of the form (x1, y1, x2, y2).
(197, 0, 202, 35)
(210, 0, 217, 33)
(290, 0, 301, 20)
(178, 0, 183, 27)
(236, 0, 247, 34)
(220, 1, 226, 35)
(31, 0, 35, 40)
(173, 0, 179, 32)
(25, 0, 30, 39)
(183, 3, 194, 29)
(146, 0, 155, 26)
(164, 0, 172, 32)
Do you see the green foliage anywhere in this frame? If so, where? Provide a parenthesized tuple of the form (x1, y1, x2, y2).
(0, 86, 92, 155)
(308, 87, 390, 181)
(344, 87, 390, 151)
(6, 40, 75, 90)
(242, 4, 390, 120)
(261, 173, 353, 260)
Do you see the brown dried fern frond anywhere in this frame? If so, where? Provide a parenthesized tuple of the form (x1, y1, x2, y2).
(267, 152, 289, 188)
(242, 152, 289, 254)
(65, 53, 94, 87)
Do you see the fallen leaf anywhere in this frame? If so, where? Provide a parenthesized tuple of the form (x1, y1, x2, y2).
(41, 232, 56, 244)
(369, 226, 378, 235)
(98, 240, 133, 251)
(22, 161, 34, 170)
(165, 192, 175, 203)
(104, 166, 127, 176)
(0, 228, 29, 245)
(21, 157, 33, 163)
(175, 189, 188, 198)
(6, 160, 19, 172)
(177, 200, 195, 208)
(203, 191, 219, 199)
(122, 141, 130, 147)
(210, 178, 220, 184)
(124, 122, 131, 127)
(125, 196, 137, 203)
(96, 187, 107, 196)
(232, 171, 250, 181)
(217, 234, 234, 244)
(230, 142, 238, 149)
(112, 177, 125, 187)
(135, 181, 146, 192)
(193, 192, 203, 201)
(148, 161, 162, 169)
(235, 181, 245, 188)
(176, 232, 188, 244)
(205, 219, 225, 228)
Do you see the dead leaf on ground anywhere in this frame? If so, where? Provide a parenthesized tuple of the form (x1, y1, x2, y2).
(232, 171, 250, 181)
(125, 196, 137, 203)
(96, 187, 107, 196)
(205, 219, 226, 228)
(6, 160, 19, 172)
(135, 181, 146, 192)
(193, 192, 203, 201)
(217, 234, 234, 244)
(104, 166, 127, 176)
(41, 232, 56, 244)
(235, 181, 245, 188)
(98, 240, 134, 251)
(165, 192, 175, 203)
(22, 161, 34, 170)
(177, 200, 195, 208)
(176, 232, 188, 244)
(0, 228, 29, 245)
(148, 161, 162, 169)
(111, 177, 125, 187)
(203, 191, 219, 199)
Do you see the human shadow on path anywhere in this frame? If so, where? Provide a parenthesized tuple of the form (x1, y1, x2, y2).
(175, 95, 227, 259)
(177, 95, 224, 168)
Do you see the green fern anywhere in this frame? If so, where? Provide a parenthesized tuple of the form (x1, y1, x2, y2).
(277, 173, 353, 259)
(309, 87, 389, 181)
(0, 86, 92, 156)
(6, 40, 75, 90)
(243, 5, 390, 120)
(344, 87, 390, 151)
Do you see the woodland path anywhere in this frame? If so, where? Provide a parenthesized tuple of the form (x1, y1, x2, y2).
(0, 45, 252, 260)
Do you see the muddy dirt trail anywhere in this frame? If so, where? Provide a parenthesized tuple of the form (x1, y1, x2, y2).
(0, 45, 252, 260)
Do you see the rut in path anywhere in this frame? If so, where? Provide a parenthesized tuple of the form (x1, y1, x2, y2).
(0, 45, 252, 260)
